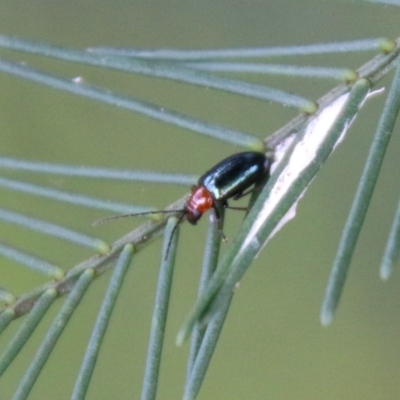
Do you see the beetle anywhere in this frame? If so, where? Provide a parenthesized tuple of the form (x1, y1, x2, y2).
(95, 151, 272, 257)
(185, 151, 271, 226)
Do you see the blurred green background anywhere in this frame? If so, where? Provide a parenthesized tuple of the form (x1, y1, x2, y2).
(0, 1, 400, 399)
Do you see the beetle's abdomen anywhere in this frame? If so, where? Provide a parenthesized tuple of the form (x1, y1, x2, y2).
(198, 152, 270, 201)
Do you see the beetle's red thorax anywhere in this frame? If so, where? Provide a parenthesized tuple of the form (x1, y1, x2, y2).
(185, 185, 214, 224)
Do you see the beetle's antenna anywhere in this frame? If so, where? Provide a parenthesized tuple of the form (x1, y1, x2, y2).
(164, 211, 186, 260)
(93, 209, 187, 260)
(93, 209, 185, 226)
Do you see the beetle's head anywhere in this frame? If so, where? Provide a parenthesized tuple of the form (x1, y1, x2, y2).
(185, 209, 201, 225)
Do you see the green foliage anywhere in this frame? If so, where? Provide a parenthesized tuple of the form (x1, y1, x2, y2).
(0, 2, 400, 399)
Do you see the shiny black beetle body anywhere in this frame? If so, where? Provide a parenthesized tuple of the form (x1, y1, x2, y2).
(199, 151, 270, 203)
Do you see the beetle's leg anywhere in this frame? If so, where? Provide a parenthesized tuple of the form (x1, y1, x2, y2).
(224, 199, 247, 211)
(213, 204, 227, 242)
(226, 206, 248, 211)
(232, 187, 255, 200)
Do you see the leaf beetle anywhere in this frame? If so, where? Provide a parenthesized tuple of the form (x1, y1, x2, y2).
(95, 151, 273, 257)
